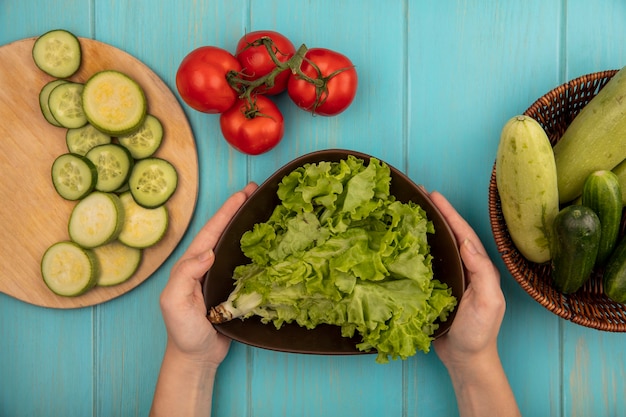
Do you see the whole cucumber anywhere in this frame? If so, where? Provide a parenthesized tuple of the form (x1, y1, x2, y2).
(581, 170, 623, 266)
(611, 159, 626, 206)
(603, 237, 626, 303)
(496, 115, 559, 263)
(554, 65, 626, 204)
(551, 205, 601, 294)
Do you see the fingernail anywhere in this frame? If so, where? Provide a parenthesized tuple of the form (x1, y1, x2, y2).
(463, 238, 478, 255)
(198, 249, 214, 262)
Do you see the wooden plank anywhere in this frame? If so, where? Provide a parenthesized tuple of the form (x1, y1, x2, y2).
(90, 1, 251, 416)
(0, 295, 94, 417)
(242, 1, 407, 415)
(0, 4, 96, 417)
(561, 1, 626, 415)
(4, 1, 626, 416)
(248, 349, 403, 417)
(563, 0, 626, 79)
(406, 2, 564, 415)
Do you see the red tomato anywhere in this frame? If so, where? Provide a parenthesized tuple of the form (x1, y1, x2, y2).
(235, 30, 296, 95)
(176, 46, 242, 113)
(219, 95, 285, 155)
(287, 48, 357, 116)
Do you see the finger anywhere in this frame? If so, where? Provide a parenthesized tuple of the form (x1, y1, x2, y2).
(179, 250, 216, 283)
(242, 181, 259, 196)
(428, 191, 488, 256)
(167, 250, 216, 296)
(460, 238, 501, 286)
(184, 183, 258, 258)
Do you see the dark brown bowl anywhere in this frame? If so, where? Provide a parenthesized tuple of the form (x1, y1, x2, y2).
(204, 149, 465, 354)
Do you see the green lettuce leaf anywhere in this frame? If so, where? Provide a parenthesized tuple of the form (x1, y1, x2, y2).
(229, 155, 457, 363)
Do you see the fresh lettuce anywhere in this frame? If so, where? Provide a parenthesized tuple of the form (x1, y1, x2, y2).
(220, 155, 457, 363)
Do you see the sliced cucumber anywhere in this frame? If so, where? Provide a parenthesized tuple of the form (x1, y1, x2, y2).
(66, 124, 112, 156)
(92, 240, 142, 286)
(128, 158, 178, 208)
(118, 192, 168, 248)
(115, 182, 130, 194)
(32, 29, 81, 78)
(85, 143, 134, 192)
(68, 191, 125, 248)
(39, 79, 68, 127)
(118, 114, 164, 159)
(51, 153, 97, 200)
(82, 70, 147, 135)
(41, 241, 97, 297)
(48, 82, 87, 128)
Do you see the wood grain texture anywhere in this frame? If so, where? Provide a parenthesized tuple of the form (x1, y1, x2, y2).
(406, 3, 566, 415)
(3, 1, 626, 416)
(560, 2, 626, 415)
(0, 37, 197, 308)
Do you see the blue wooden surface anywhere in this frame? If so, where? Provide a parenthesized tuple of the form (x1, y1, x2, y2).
(2, 1, 626, 416)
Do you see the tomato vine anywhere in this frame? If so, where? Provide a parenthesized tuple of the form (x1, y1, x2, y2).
(226, 37, 354, 114)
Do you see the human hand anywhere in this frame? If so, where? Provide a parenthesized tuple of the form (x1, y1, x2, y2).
(159, 182, 258, 367)
(151, 183, 258, 417)
(428, 191, 505, 370)
(428, 191, 519, 417)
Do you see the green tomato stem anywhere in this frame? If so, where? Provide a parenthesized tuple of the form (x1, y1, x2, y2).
(226, 42, 324, 101)
(226, 38, 353, 115)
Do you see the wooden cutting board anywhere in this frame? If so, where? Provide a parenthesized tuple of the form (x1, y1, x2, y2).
(0, 37, 198, 308)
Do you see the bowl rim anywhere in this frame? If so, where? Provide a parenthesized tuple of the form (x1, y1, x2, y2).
(203, 148, 466, 354)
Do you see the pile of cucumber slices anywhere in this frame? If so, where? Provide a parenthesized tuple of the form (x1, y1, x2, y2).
(34, 29, 178, 297)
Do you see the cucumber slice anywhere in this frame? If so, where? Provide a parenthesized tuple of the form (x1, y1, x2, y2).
(115, 182, 130, 194)
(32, 29, 81, 78)
(39, 79, 68, 127)
(118, 192, 168, 248)
(118, 114, 164, 159)
(41, 241, 97, 297)
(51, 153, 97, 200)
(82, 70, 147, 135)
(66, 124, 112, 156)
(68, 191, 125, 248)
(128, 158, 178, 208)
(85, 143, 134, 192)
(48, 82, 87, 128)
(92, 240, 142, 286)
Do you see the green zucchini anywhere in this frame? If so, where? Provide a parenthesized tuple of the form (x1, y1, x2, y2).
(496, 115, 559, 263)
(551, 205, 601, 294)
(611, 159, 626, 205)
(553, 65, 626, 204)
(581, 170, 623, 266)
(603, 237, 626, 303)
